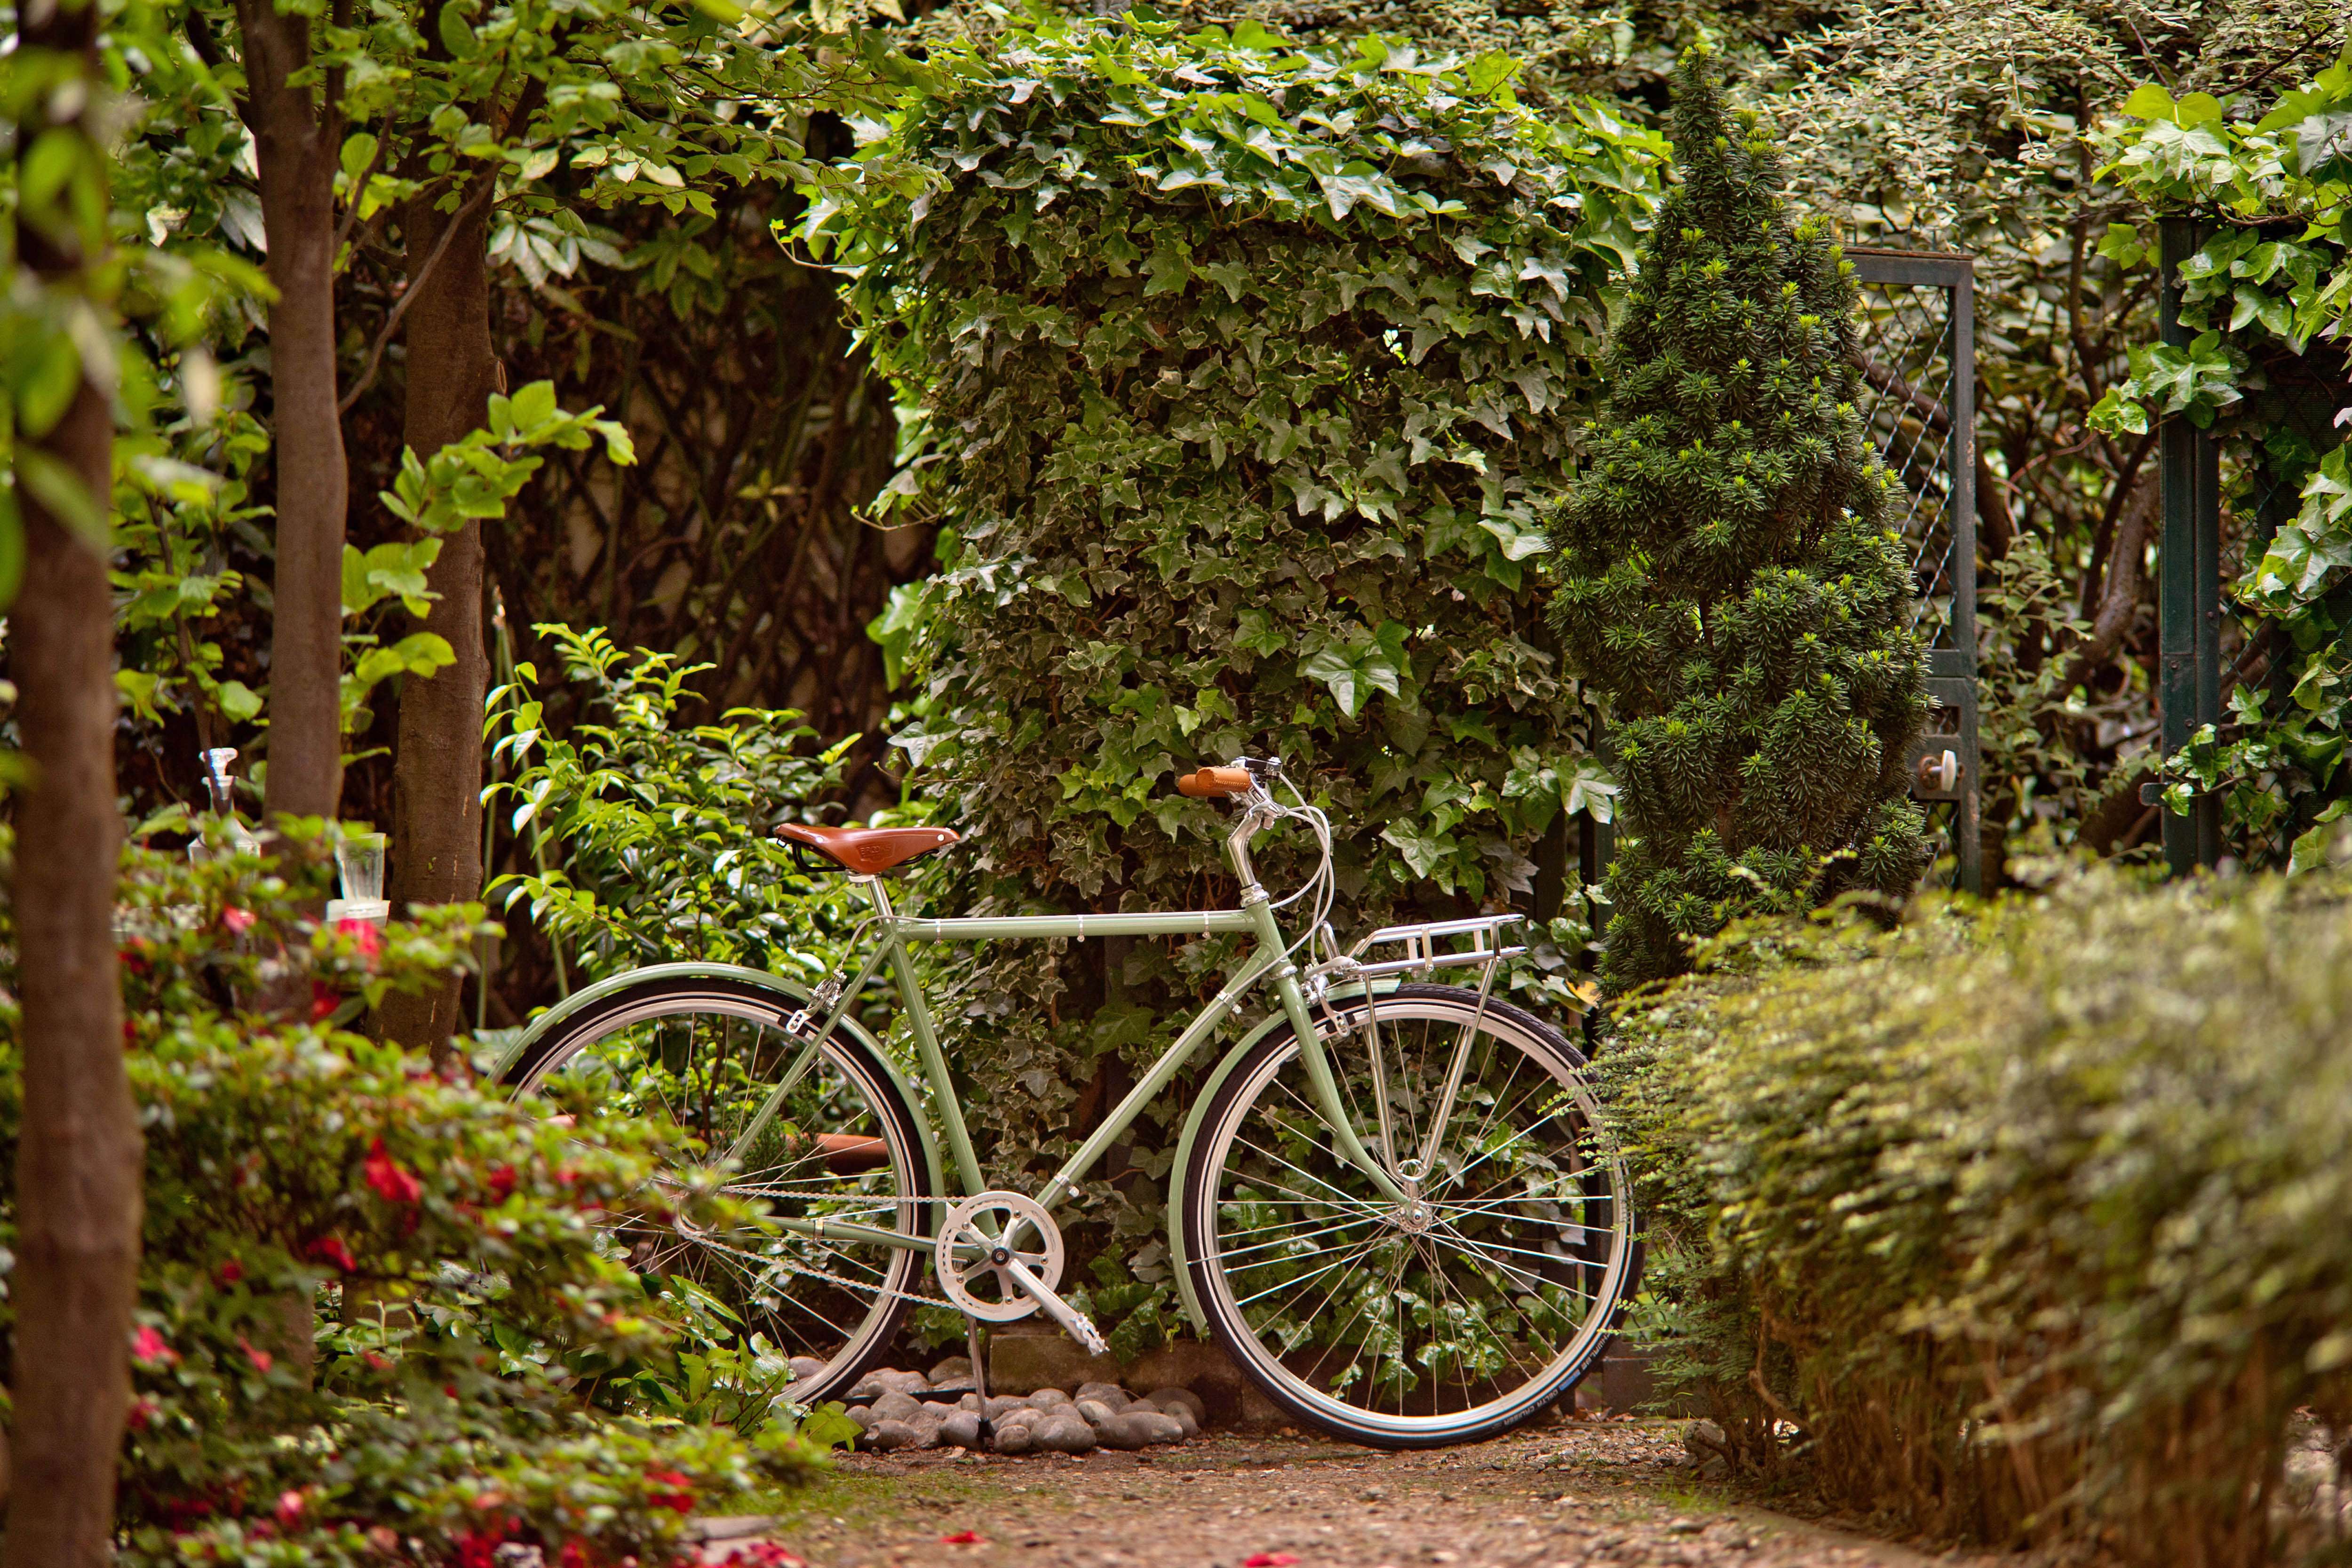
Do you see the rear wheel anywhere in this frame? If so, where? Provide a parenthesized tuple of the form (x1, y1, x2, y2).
(1181, 984, 1637, 1449)
(503, 976, 931, 1406)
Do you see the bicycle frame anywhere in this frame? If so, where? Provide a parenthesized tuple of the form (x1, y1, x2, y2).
(742, 799, 1409, 1260)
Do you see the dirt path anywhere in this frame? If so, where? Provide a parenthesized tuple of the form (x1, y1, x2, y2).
(715, 1420, 1973, 1568)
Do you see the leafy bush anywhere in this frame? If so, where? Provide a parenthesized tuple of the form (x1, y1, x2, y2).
(487, 625, 866, 984)
(818, 12, 1661, 1329)
(1605, 867, 2352, 1564)
(1542, 50, 1927, 989)
(0, 829, 826, 1566)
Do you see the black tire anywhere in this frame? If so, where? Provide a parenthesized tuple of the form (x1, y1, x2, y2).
(1181, 984, 1639, 1449)
(504, 974, 933, 1407)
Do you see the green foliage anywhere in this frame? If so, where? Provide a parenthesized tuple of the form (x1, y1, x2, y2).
(2093, 46, 2352, 870)
(814, 11, 1661, 1319)
(1543, 51, 1926, 989)
(1604, 866, 2352, 1561)
(0, 829, 826, 1565)
(486, 624, 866, 980)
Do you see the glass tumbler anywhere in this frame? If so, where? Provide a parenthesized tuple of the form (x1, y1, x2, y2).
(336, 833, 387, 904)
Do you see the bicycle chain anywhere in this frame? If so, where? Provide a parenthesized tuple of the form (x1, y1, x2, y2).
(665, 1187, 967, 1315)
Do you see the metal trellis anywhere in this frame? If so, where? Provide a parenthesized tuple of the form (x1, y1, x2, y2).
(1847, 247, 1982, 895)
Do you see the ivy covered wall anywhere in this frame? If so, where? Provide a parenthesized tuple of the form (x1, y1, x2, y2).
(816, 15, 1663, 1335)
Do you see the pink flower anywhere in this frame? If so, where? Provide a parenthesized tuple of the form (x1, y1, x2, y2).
(1243, 1556, 1300, 1567)
(275, 1490, 306, 1525)
(310, 981, 342, 1022)
(940, 1531, 985, 1545)
(238, 1337, 273, 1375)
(365, 1138, 423, 1205)
(220, 907, 256, 934)
(132, 1325, 178, 1367)
(127, 1397, 159, 1430)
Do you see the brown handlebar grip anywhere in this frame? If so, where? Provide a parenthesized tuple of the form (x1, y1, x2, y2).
(1177, 766, 1254, 798)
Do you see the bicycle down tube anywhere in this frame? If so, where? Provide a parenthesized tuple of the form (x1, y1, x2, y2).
(739, 879, 1410, 1261)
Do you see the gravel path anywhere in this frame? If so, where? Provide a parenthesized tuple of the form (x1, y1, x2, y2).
(709, 1419, 1984, 1568)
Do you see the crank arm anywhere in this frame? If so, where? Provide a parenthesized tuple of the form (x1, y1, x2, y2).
(1000, 1253, 1109, 1356)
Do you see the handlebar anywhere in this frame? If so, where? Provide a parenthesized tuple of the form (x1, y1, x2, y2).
(1177, 765, 1255, 798)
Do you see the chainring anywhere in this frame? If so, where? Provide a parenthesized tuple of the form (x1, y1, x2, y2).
(934, 1190, 1065, 1323)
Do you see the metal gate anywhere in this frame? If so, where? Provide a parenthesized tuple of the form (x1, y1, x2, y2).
(1847, 248, 1981, 895)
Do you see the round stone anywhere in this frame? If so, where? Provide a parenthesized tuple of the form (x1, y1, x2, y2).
(846, 1404, 877, 1433)
(1145, 1387, 1207, 1426)
(993, 1421, 1035, 1455)
(1114, 1410, 1185, 1447)
(870, 1390, 924, 1423)
(1163, 1404, 1200, 1440)
(1028, 1387, 1073, 1410)
(940, 1409, 983, 1449)
(984, 1395, 1029, 1420)
(788, 1355, 828, 1381)
(1075, 1398, 1119, 1428)
(1034, 1412, 1099, 1454)
(867, 1419, 919, 1451)
(928, 1355, 974, 1385)
(1074, 1381, 1129, 1408)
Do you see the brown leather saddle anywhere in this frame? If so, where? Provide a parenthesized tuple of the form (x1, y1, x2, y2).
(774, 821, 961, 876)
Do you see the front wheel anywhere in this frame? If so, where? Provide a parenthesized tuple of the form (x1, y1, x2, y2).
(503, 975, 933, 1407)
(1181, 984, 1638, 1449)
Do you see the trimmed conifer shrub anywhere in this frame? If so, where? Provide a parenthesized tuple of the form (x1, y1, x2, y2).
(1543, 49, 1929, 989)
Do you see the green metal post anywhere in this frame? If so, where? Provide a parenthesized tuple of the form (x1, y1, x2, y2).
(2158, 217, 2222, 875)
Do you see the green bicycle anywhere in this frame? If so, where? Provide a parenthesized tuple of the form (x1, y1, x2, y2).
(496, 757, 1638, 1449)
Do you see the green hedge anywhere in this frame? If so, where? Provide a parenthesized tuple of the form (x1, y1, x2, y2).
(1605, 869, 2352, 1565)
(811, 14, 1662, 1338)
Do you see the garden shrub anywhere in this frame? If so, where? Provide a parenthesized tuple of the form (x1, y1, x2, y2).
(1542, 49, 1928, 990)
(1605, 866, 2352, 1565)
(487, 624, 868, 985)
(0, 828, 826, 1566)
(819, 11, 1663, 1337)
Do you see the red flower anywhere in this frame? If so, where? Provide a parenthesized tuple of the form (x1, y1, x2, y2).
(215, 1258, 245, 1287)
(940, 1531, 986, 1545)
(559, 1541, 593, 1568)
(275, 1491, 306, 1526)
(308, 1235, 357, 1274)
(119, 944, 151, 976)
(1243, 1557, 1300, 1567)
(486, 1165, 518, 1202)
(221, 907, 256, 934)
(310, 981, 342, 1022)
(336, 917, 385, 959)
(123, 1020, 138, 1050)
(238, 1338, 274, 1375)
(365, 1138, 423, 1205)
(132, 1325, 179, 1367)
(127, 1397, 159, 1431)
(643, 1469, 695, 1513)
(363, 1351, 393, 1373)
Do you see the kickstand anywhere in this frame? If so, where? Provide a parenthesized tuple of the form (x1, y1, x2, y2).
(968, 1319, 992, 1449)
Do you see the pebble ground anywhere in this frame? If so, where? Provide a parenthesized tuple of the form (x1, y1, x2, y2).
(708, 1418, 1992, 1568)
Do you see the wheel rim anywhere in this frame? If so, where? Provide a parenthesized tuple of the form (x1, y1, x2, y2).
(1197, 997, 1633, 1439)
(518, 993, 923, 1398)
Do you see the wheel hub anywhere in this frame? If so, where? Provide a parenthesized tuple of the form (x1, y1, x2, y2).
(936, 1190, 1065, 1323)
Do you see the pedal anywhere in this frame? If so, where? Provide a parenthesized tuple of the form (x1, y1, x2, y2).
(1001, 1253, 1111, 1356)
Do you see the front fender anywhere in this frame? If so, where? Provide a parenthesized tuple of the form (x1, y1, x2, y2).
(1166, 979, 1398, 1335)
(489, 962, 945, 1207)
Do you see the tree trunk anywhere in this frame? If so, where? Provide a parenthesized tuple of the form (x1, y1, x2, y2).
(380, 186, 496, 1061)
(8, 5, 143, 1553)
(235, 0, 348, 824)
